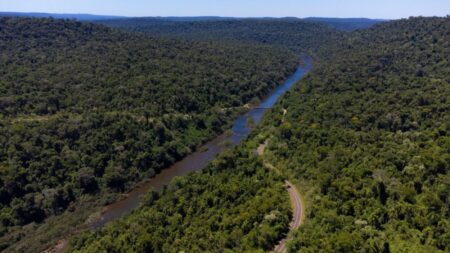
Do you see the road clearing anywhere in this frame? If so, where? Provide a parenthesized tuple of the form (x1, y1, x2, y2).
(256, 141, 304, 253)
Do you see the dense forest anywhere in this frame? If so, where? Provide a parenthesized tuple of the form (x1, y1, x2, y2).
(303, 17, 384, 31)
(262, 17, 450, 252)
(96, 17, 383, 37)
(71, 17, 449, 252)
(95, 18, 346, 59)
(71, 147, 291, 252)
(0, 12, 125, 21)
(0, 17, 300, 251)
(1, 14, 448, 253)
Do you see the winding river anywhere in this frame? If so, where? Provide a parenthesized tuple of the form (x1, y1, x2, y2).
(88, 56, 312, 229)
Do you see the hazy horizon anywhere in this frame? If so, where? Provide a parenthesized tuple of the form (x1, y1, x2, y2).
(0, 11, 395, 20)
(1, 0, 449, 19)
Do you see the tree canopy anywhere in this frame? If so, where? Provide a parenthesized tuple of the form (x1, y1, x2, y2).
(1, 16, 448, 253)
(72, 16, 449, 253)
(0, 17, 299, 252)
(262, 17, 449, 252)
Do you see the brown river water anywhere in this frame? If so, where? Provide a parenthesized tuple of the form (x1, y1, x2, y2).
(87, 56, 312, 230)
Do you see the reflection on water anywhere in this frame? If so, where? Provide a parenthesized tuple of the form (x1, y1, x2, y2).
(88, 56, 312, 229)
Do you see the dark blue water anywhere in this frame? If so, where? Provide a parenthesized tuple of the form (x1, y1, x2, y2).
(89, 56, 312, 229)
(231, 56, 312, 138)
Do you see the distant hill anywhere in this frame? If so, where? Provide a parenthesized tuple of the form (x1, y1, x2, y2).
(1, 12, 384, 30)
(95, 18, 346, 60)
(0, 12, 126, 20)
(142, 16, 236, 22)
(98, 16, 384, 31)
(304, 17, 386, 30)
(110, 16, 385, 30)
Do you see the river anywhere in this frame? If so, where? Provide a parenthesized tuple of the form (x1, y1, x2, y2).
(88, 56, 312, 229)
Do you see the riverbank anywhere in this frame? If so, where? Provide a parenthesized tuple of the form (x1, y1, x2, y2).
(40, 56, 312, 252)
(86, 56, 312, 230)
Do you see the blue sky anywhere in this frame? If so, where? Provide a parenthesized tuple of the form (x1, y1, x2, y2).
(1, 0, 449, 19)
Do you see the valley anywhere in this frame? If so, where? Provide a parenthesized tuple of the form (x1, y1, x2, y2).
(0, 5, 448, 253)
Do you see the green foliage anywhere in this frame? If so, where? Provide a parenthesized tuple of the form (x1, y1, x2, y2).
(258, 17, 449, 252)
(2, 16, 449, 253)
(303, 18, 384, 31)
(96, 18, 345, 59)
(0, 17, 299, 251)
(0, 18, 298, 116)
(70, 148, 291, 252)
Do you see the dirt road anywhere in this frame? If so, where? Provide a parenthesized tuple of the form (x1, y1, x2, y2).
(256, 141, 303, 253)
(273, 180, 303, 253)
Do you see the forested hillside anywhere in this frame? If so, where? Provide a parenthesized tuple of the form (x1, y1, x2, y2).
(96, 18, 346, 59)
(71, 147, 291, 252)
(303, 17, 384, 31)
(1, 15, 448, 253)
(0, 12, 125, 21)
(72, 17, 449, 252)
(0, 17, 299, 251)
(261, 17, 450, 252)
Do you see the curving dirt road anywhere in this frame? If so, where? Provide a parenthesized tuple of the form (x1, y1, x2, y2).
(257, 141, 303, 253)
(273, 180, 303, 253)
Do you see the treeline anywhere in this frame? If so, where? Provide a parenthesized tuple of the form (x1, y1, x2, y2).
(262, 17, 449, 252)
(0, 17, 299, 251)
(96, 18, 346, 59)
(303, 17, 384, 31)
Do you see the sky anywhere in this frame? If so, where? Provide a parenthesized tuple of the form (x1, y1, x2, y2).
(0, 0, 449, 19)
